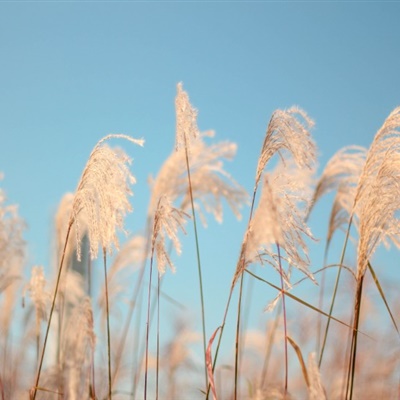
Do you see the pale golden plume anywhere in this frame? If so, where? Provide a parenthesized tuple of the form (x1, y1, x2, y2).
(152, 195, 189, 274)
(70, 135, 143, 260)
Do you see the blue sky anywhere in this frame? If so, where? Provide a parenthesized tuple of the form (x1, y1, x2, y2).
(1, 0, 400, 380)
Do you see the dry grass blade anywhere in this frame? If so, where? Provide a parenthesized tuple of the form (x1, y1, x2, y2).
(367, 261, 399, 335)
(287, 336, 309, 388)
(245, 269, 357, 332)
(207, 327, 221, 400)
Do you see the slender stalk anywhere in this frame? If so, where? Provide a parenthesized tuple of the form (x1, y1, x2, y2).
(319, 214, 353, 367)
(31, 222, 72, 400)
(276, 243, 288, 394)
(234, 273, 244, 400)
(131, 278, 144, 400)
(346, 275, 364, 400)
(144, 246, 155, 400)
(88, 256, 96, 400)
(316, 240, 330, 356)
(156, 272, 160, 400)
(183, 139, 208, 390)
(103, 248, 112, 400)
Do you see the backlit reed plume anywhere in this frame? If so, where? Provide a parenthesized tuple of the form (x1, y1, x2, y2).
(310, 146, 367, 237)
(233, 107, 316, 284)
(255, 107, 315, 189)
(175, 82, 199, 151)
(356, 149, 400, 277)
(71, 134, 144, 260)
(32, 134, 143, 400)
(311, 146, 367, 211)
(354, 107, 400, 207)
(0, 178, 25, 399)
(54, 193, 88, 268)
(152, 195, 189, 275)
(24, 266, 50, 364)
(345, 107, 400, 399)
(148, 130, 247, 225)
(215, 107, 316, 399)
(243, 161, 316, 283)
(0, 178, 25, 332)
(234, 106, 316, 283)
(153, 83, 247, 393)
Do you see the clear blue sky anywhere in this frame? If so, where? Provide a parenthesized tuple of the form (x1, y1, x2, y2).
(1, 0, 399, 378)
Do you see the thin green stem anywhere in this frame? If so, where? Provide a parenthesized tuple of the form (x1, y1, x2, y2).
(31, 222, 72, 400)
(276, 243, 288, 394)
(234, 274, 244, 400)
(144, 244, 155, 400)
(316, 240, 330, 356)
(156, 272, 160, 400)
(103, 249, 112, 400)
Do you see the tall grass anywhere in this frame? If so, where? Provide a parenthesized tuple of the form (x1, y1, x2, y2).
(0, 92, 399, 400)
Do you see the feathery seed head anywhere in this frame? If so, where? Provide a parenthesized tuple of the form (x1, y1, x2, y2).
(255, 107, 316, 188)
(152, 195, 189, 275)
(149, 131, 248, 225)
(354, 107, 400, 207)
(71, 135, 143, 260)
(24, 266, 50, 322)
(357, 147, 400, 278)
(235, 160, 316, 284)
(312, 145, 367, 208)
(175, 82, 200, 151)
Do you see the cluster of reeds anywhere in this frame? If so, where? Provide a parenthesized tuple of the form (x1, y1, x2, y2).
(0, 85, 399, 399)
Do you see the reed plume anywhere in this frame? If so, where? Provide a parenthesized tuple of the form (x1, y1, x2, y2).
(243, 161, 316, 283)
(0, 178, 25, 331)
(346, 107, 400, 399)
(235, 106, 317, 284)
(148, 130, 247, 225)
(151, 195, 189, 275)
(32, 134, 143, 400)
(71, 135, 144, 260)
